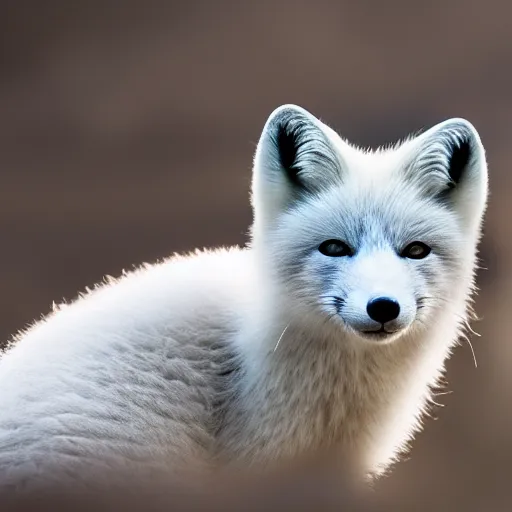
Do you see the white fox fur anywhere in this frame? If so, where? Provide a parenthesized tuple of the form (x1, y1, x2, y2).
(0, 105, 488, 491)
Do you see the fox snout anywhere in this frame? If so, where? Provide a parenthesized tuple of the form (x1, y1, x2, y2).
(336, 290, 417, 342)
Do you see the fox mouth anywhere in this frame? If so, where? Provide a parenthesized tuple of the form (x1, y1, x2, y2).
(361, 326, 398, 339)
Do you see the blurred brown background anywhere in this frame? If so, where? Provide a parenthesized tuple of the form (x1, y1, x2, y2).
(0, 0, 510, 510)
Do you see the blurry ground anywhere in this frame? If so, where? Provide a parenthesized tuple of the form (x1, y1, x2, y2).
(0, 1, 510, 510)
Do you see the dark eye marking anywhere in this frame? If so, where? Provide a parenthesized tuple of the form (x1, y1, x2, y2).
(318, 239, 353, 257)
(400, 241, 431, 260)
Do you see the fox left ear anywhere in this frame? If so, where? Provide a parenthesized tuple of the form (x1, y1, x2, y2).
(251, 105, 343, 230)
(404, 118, 488, 229)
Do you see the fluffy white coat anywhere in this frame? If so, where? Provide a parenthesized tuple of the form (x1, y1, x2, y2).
(0, 105, 488, 491)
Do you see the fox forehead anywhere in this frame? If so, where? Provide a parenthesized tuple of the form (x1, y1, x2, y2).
(282, 183, 461, 245)
(332, 143, 412, 182)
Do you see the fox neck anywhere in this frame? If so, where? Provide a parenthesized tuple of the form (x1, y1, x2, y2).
(222, 291, 459, 475)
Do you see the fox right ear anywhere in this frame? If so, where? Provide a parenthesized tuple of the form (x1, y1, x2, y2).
(403, 118, 488, 231)
(251, 105, 342, 226)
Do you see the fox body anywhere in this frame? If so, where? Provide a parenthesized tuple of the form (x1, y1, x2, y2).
(0, 105, 488, 490)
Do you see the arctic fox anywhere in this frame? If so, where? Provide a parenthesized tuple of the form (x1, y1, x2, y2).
(0, 105, 488, 491)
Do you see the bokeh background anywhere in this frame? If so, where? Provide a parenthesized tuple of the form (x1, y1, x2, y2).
(0, 1, 510, 510)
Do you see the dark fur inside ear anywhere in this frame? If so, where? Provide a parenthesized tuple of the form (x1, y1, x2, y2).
(409, 120, 478, 198)
(447, 138, 471, 186)
(275, 121, 303, 187)
(267, 109, 341, 193)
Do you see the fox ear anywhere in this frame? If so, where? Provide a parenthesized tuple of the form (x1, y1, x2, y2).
(251, 105, 342, 225)
(404, 118, 488, 228)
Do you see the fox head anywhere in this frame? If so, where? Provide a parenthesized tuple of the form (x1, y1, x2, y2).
(250, 105, 488, 344)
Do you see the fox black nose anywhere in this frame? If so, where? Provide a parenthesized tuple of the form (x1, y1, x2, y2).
(366, 297, 400, 324)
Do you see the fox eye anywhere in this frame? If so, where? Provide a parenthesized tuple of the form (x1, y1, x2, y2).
(401, 241, 431, 259)
(318, 239, 353, 257)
